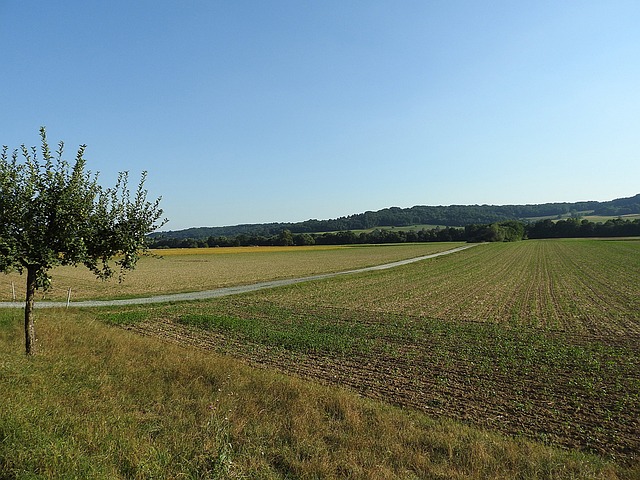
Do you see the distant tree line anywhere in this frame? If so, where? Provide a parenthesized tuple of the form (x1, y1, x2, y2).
(149, 194, 640, 241)
(149, 226, 469, 248)
(148, 218, 640, 249)
(525, 217, 640, 239)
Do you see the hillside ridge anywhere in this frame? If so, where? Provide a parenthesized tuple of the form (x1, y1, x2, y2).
(152, 193, 640, 240)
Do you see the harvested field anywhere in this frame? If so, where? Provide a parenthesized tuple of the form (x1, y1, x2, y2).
(0, 243, 461, 301)
(112, 239, 640, 464)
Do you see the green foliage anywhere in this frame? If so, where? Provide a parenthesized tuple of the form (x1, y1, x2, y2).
(177, 310, 372, 354)
(99, 309, 151, 326)
(276, 228, 294, 246)
(152, 217, 639, 249)
(1, 127, 165, 354)
(466, 220, 527, 242)
(527, 217, 640, 238)
(293, 232, 315, 246)
(1, 127, 165, 286)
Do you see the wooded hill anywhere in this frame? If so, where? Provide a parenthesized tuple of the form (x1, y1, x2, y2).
(152, 193, 640, 240)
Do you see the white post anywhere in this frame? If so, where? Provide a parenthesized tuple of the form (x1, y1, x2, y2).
(11, 282, 15, 301)
(66, 288, 72, 308)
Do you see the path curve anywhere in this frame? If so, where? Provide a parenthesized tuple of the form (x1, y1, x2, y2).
(0, 244, 480, 309)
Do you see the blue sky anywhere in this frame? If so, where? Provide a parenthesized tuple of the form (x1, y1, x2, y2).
(1, 1, 639, 231)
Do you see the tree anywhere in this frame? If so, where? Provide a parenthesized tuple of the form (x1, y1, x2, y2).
(276, 229, 294, 246)
(499, 220, 525, 242)
(293, 233, 315, 246)
(0, 128, 165, 355)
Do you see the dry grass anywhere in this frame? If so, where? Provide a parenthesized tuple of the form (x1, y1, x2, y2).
(0, 309, 628, 479)
(1, 243, 461, 302)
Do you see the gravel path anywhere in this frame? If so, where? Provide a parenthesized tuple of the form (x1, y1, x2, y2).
(0, 244, 479, 309)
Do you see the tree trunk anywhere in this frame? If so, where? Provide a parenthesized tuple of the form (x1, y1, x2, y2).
(25, 266, 37, 355)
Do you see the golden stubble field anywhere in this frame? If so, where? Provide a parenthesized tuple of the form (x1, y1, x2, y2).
(1, 243, 462, 301)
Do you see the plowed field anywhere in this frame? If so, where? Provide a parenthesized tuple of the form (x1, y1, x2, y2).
(110, 239, 639, 463)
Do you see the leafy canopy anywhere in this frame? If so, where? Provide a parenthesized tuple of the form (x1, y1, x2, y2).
(0, 127, 165, 289)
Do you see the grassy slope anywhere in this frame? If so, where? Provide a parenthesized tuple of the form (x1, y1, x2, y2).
(0, 310, 631, 479)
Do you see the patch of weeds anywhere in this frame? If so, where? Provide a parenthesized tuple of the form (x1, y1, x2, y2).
(0, 309, 23, 330)
(177, 313, 373, 355)
(99, 309, 151, 326)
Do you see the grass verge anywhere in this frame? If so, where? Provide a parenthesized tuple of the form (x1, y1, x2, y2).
(1, 308, 634, 479)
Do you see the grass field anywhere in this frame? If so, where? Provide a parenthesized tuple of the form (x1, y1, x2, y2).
(0, 243, 461, 302)
(0, 309, 630, 479)
(1, 239, 638, 478)
(524, 213, 640, 223)
(314, 224, 453, 234)
(583, 214, 640, 223)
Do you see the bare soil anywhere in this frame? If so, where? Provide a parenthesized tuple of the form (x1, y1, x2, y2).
(126, 317, 640, 465)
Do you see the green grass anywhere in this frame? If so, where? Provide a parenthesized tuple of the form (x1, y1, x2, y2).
(138, 296, 638, 458)
(523, 210, 595, 221)
(1, 309, 631, 479)
(2, 239, 639, 478)
(249, 239, 640, 333)
(100, 309, 152, 326)
(176, 312, 373, 354)
(164, 299, 636, 374)
(523, 212, 640, 223)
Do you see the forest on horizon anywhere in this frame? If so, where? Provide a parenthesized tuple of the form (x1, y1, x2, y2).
(151, 193, 640, 241)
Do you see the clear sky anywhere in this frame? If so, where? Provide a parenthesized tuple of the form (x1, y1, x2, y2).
(1, 1, 639, 231)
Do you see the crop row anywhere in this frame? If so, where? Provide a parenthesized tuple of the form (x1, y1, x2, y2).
(255, 239, 640, 336)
